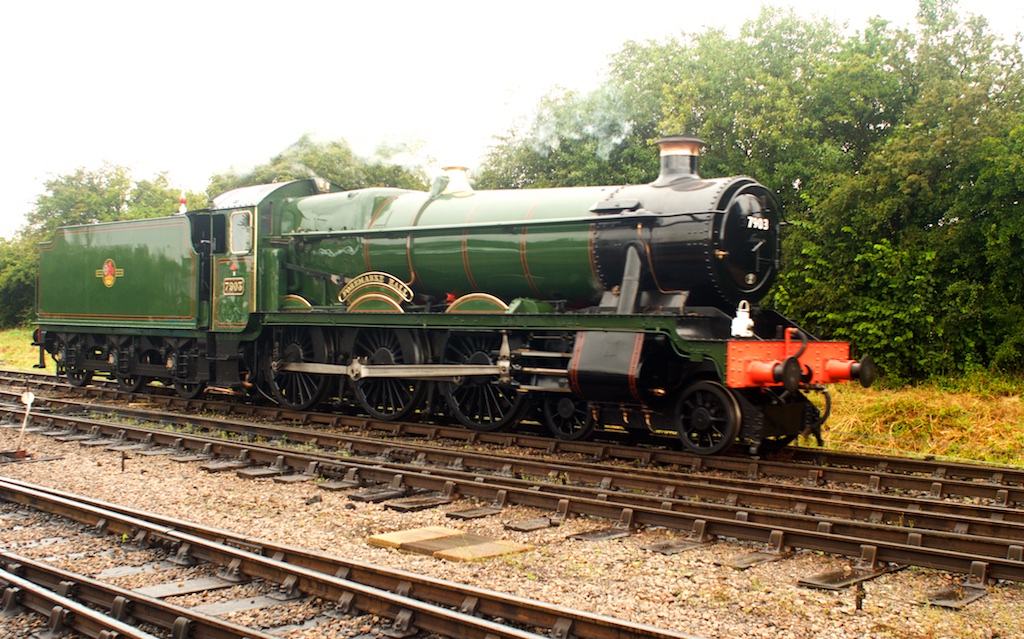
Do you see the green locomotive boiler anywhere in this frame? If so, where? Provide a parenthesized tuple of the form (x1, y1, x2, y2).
(35, 137, 873, 455)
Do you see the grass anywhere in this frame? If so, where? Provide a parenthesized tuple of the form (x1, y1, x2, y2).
(824, 380, 1024, 467)
(2, 327, 1021, 466)
(0, 327, 48, 372)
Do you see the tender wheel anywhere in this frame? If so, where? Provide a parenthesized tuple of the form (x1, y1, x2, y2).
(351, 328, 426, 421)
(58, 338, 92, 387)
(116, 375, 148, 393)
(173, 381, 206, 400)
(675, 381, 740, 455)
(66, 367, 93, 387)
(264, 326, 330, 410)
(542, 396, 595, 441)
(440, 333, 527, 431)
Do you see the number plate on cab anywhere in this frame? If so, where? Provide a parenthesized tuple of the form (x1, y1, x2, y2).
(222, 277, 245, 296)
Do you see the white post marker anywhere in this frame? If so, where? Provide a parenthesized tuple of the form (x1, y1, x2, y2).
(16, 390, 34, 454)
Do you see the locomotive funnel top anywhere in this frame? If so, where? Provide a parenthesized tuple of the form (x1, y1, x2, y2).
(653, 135, 706, 186)
(438, 166, 474, 196)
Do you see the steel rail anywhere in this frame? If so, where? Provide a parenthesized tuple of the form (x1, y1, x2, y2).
(0, 553, 277, 639)
(0, 478, 700, 639)
(0, 564, 162, 639)
(4, 408, 1024, 583)
(0, 480, 554, 639)
(4, 389, 1024, 520)
(785, 445, 1024, 486)
(3, 376, 1022, 506)
(4, 371, 1024, 492)
(4, 397, 1024, 542)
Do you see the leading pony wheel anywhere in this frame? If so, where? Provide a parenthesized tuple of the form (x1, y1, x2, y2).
(674, 381, 740, 455)
(542, 397, 595, 441)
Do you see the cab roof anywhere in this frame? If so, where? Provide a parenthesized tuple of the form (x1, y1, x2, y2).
(210, 178, 342, 211)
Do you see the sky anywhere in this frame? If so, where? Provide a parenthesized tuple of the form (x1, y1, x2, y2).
(2, 0, 1022, 239)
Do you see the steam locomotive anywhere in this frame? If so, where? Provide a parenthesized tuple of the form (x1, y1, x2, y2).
(34, 136, 873, 455)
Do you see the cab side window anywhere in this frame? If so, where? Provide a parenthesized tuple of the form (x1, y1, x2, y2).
(230, 210, 252, 255)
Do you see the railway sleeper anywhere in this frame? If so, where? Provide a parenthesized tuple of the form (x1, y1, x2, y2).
(721, 529, 792, 569)
(925, 561, 991, 608)
(569, 507, 636, 541)
(505, 498, 570, 532)
(799, 544, 901, 590)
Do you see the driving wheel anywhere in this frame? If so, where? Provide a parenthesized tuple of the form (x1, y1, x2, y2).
(440, 333, 527, 431)
(351, 328, 426, 421)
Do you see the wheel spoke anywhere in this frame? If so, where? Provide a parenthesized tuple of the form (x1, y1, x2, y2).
(675, 381, 740, 455)
(266, 327, 329, 410)
(116, 375, 147, 393)
(543, 397, 595, 440)
(441, 334, 526, 431)
(352, 328, 425, 421)
(58, 338, 93, 387)
(173, 381, 205, 400)
(66, 367, 92, 387)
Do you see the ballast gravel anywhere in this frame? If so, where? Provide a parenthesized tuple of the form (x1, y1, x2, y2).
(1, 424, 1021, 639)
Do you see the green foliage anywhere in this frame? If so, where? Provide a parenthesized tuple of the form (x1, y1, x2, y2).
(778, 0, 1024, 380)
(0, 238, 38, 326)
(476, 83, 661, 189)
(782, 235, 945, 382)
(658, 8, 859, 211)
(2, 135, 427, 329)
(207, 135, 429, 197)
(23, 164, 206, 239)
(25, 163, 133, 234)
(481, 0, 1024, 382)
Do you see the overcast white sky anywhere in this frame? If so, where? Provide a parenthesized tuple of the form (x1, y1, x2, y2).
(2, 0, 1021, 238)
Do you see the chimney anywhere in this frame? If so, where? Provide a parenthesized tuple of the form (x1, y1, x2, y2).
(440, 166, 474, 196)
(652, 135, 705, 187)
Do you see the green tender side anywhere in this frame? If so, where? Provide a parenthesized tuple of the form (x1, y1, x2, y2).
(37, 216, 200, 330)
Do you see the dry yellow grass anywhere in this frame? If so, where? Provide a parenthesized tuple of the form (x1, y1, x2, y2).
(823, 382, 1024, 467)
(0, 327, 47, 372)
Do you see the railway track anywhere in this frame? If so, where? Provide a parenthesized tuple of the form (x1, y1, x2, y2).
(0, 477, 696, 639)
(2, 375, 1024, 601)
(4, 370, 1023, 501)
(4, 366, 1019, 491)
(6, 390, 1024, 542)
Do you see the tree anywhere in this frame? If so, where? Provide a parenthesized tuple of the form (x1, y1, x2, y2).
(206, 135, 430, 196)
(476, 35, 700, 190)
(25, 163, 134, 237)
(23, 163, 206, 240)
(657, 8, 854, 213)
(0, 235, 38, 327)
(476, 81, 663, 190)
(479, 0, 1024, 380)
(776, 0, 1024, 379)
